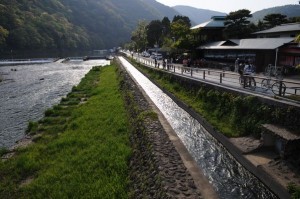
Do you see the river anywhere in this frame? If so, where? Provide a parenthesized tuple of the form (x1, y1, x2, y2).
(0, 59, 109, 148)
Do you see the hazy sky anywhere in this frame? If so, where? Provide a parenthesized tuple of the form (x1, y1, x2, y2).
(155, 0, 299, 13)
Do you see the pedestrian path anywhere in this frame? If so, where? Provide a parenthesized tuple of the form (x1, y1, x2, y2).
(123, 52, 300, 106)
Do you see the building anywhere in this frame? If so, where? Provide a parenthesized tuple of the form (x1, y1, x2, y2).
(191, 16, 226, 42)
(253, 23, 300, 38)
(197, 23, 300, 72)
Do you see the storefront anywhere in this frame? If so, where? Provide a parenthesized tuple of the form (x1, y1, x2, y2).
(198, 38, 296, 72)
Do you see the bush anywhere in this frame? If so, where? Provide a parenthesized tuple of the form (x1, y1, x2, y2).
(288, 183, 300, 199)
(26, 121, 38, 133)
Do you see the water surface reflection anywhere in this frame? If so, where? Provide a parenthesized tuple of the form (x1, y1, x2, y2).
(0, 60, 109, 148)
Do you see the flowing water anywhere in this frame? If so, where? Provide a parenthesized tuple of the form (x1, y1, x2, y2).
(119, 57, 277, 199)
(0, 59, 109, 148)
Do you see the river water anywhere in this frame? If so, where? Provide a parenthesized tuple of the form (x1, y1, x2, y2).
(119, 57, 277, 199)
(0, 59, 109, 148)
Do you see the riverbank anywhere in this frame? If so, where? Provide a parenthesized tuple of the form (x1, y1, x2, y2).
(0, 65, 132, 198)
(0, 63, 211, 198)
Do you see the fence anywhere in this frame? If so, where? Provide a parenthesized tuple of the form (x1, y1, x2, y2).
(125, 52, 300, 101)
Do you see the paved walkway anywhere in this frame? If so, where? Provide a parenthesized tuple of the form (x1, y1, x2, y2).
(128, 54, 300, 107)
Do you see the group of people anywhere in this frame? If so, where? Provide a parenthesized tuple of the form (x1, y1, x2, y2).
(235, 58, 256, 76)
(154, 57, 170, 69)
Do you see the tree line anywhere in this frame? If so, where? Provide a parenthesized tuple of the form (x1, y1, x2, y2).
(127, 9, 300, 53)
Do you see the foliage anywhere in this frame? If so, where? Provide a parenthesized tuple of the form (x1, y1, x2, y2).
(288, 182, 300, 199)
(146, 20, 163, 47)
(131, 59, 300, 137)
(224, 9, 253, 39)
(170, 19, 192, 49)
(0, 25, 8, 47)
(172, 15, 191, 27)
(0, 0, 179, 52)
(161, 17, 171, 36)
(263, 13, 288, 29)
(129, 14, 197, 52)
(131, 20, 148, 52)
(288, 17, 300, 23)
(251, 5, 300, 24)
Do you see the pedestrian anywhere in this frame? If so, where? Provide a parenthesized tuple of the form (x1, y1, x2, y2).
(235, 58, 239, 72)
(244, 61, 255, 75)
(154, 58, 157, 68)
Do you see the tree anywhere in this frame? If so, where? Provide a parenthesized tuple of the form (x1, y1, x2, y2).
(146, 20, 163, 47)
(263, 13, 287, 28)
(161, 17, 171, 36)
(0, 26, 9, 48)
(257, 20, 266, 31)
(288, 17, 300, 23)
(172, 15, 191, 28)
(223, 9, 252, 39)
(170, 19, 192, 50)
(131, 20, 148, 51)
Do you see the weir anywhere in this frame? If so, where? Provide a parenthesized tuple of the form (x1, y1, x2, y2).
(118, 56, 278, 199)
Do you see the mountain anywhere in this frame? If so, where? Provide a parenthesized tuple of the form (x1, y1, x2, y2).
(0, 0, 179, 54)
(172, 4, 300, 25)
(173, 5, 226, 25)
(251, 4, 300, 23)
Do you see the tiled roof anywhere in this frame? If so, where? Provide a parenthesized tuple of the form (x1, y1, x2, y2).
(253, 23, 300, 34)
(191, 16, 225, 30)
(198, 38, 295, 50)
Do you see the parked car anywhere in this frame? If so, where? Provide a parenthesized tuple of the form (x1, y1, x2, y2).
(150, 54, 156, 59)
(142, 51, 150, 57)
(150, 52, 163, 60)
(156, 53, 163, 60)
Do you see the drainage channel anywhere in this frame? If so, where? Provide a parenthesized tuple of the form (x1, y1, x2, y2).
(119, 57, 277, 199)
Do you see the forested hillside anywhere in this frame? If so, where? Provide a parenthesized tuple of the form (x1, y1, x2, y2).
(0, 0, 179, 54)
(251, 5, 300, 23)
(173, 4, 300, 25)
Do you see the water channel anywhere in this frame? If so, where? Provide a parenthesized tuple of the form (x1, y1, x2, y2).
(0, 59, 109, 148)
(119, 57, 277, 199)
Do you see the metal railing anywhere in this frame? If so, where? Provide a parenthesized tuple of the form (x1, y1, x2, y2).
(125, 53, 300, 101)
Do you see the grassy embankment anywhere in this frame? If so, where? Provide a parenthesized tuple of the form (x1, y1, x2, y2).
(128, 58, 300, 138)
(0, 64, 131, 198)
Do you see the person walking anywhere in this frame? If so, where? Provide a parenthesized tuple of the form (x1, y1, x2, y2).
(163, 58, 166, 70)
(234, 58, 239, 72)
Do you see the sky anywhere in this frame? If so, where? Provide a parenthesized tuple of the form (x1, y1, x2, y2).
(155, 0, 299, 13)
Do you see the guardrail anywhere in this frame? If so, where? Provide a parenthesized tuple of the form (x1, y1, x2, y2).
(124, 52, 300, 101)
